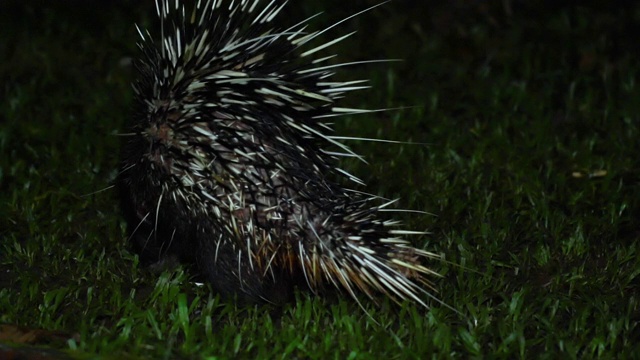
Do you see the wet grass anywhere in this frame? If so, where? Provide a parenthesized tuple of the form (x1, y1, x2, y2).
(1, 1, 639, 358)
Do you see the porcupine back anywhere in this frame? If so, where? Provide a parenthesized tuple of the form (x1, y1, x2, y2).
(118, 0, 440, 306)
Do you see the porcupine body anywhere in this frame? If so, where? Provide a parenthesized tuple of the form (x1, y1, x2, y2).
(118, 0, 439, 306)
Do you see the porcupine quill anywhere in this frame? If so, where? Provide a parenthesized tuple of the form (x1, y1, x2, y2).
(117, 0, 445, 309)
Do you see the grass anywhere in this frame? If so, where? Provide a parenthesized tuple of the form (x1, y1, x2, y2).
(1, 0, 639, 358)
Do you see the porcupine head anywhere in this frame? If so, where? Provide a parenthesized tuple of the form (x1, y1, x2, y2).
(118, 0, 440, 307)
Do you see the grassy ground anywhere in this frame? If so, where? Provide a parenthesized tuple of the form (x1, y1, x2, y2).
(1, 0, 639, 358)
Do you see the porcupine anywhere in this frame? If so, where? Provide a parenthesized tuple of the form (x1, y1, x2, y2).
(118, 0, 441, 307)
